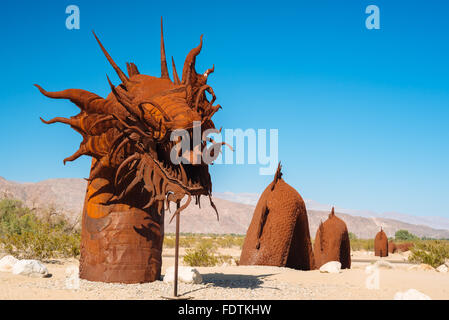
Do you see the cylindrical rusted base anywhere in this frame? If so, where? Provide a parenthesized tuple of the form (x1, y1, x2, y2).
(79, 207, 164, 284)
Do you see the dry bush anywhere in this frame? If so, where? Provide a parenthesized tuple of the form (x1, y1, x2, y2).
(349, 239, 375, 251)
(183, 242, 220, 267)
(183, 242, 237, 267)
(0, 199, 80, 260)
(408, 240, 449, 268)
(215, 235, 245, 248)
(163, 233, 245, 249)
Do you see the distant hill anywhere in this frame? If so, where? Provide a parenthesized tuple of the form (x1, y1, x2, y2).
(1, 177, 449, 239)
(216, 192, 449, 234)
(0, 177, 86, 225)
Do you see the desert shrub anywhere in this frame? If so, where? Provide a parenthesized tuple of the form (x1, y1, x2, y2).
(163, 236, 176, 248)
(163, 233, 245, 249)
(183, 241, 237, 267)
(350, 239, 374, 251)
(178, 236, 196, 248)
(163, 235, 202, 248)
(420, 236, 449, 240)
(218, 254, 235, 265)
(183, 242, 219, 267)
(216, 235, 245, 248)
(408, 240, 449, 268)
(348, 232, 357, 241)
(215, 235, 235, 248)
(0, 199, 80, 259)
(0, 199, 37, 234)
(395, 229, 419, 241)
(164, 233, 199, 248)
(163, 234, 194, 249)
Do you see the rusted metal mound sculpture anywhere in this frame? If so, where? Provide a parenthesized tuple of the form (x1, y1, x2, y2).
(239, 164, 315, 270)
(389, 241, 413, 253)
(374, 228, 389, 257)
(313, 207, 351, 269)
(388, 241, 397, 253)
(36, 19, 223, 283)
(397, 242, 414, 252)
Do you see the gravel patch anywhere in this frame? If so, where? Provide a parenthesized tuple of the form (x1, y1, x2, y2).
(15, 272, 317, 300)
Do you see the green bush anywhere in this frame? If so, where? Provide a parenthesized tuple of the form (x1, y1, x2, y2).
(350, 239, 374, 251)
(183, 242, 219, 267)
(408, 240, 449, 268)
(0, 199, 80, 260)
(348, 232, 357, 241)
(0, 199, 36, 234)
(183, 241, 237, 267)
(395, 229, 419, 241)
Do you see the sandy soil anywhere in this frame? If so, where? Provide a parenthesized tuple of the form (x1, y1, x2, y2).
(1, 250, 448, 300)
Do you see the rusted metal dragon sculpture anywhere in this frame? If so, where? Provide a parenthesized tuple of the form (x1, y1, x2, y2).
(35, 19, 223, 283)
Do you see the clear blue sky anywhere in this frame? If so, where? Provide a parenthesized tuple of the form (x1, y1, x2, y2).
(1, 0, 448, 218)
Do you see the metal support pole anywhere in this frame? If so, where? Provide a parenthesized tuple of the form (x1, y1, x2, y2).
(161, 201, 191, 300)
(174, 201, 180, 297)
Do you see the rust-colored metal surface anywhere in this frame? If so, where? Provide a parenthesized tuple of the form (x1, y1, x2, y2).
(374, 228, 389, 257)
(397, 242, 414, 252)
(389, 241, 414, 253)
(239, 164, 315, 270)
(388, 241, 397, 253)
(313, 207, 351, 269)
(36, 19, 223, 283)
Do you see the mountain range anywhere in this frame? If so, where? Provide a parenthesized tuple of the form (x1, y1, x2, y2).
(1, 177, 449, 239)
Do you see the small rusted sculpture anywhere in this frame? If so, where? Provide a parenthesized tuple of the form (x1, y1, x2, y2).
(313, 207, 351, 269)
(374, 228, 389, 257)
(388, 241, 397, 253)
(239, 163, 315, 270)
(389, 241, 414, 253)
(397, 242, 414, 252)
(36, 19, 224, 283)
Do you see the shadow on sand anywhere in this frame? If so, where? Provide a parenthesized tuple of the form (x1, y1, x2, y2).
(181, 273, 279, 296)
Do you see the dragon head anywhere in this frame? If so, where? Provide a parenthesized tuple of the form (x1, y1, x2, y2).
(36, 19, 224, 222)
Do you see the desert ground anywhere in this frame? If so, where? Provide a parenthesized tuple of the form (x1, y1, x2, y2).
(1, 248, 448, 300)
